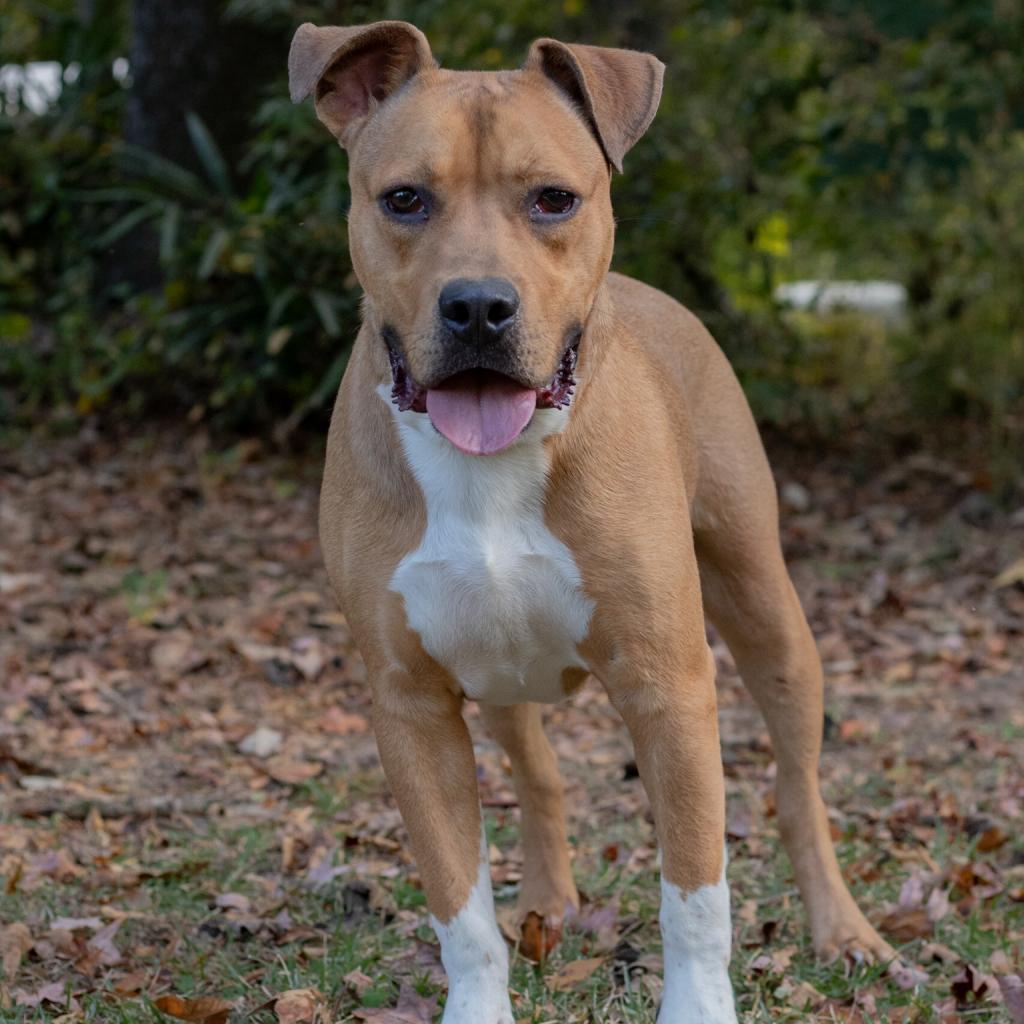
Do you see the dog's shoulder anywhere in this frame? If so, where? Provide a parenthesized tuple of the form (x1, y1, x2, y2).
(606, 271, 730, 406)
(607, 272, 713, 349)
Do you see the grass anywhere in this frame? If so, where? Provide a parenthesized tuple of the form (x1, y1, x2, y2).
(4, 776, 1021, 1023)
(3, 430, 1021, 1023)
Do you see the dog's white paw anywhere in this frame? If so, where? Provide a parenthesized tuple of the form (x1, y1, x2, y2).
(433, 853, 513, 1024)
(657, 869, 738, 1024)
(441, 978, 514, 1024)
(657, 970, 737, 1024)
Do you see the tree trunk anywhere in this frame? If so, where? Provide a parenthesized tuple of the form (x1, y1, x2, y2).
(125, 0, 279, 172)
(111, 0, 280, 288)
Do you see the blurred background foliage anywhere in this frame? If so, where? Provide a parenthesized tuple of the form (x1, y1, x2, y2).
(1, 0, 1022, 480)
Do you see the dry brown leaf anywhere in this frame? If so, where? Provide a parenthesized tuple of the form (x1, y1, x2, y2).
(112, 969, 149, 995)
(839, 719, 868, 742)
(993, 557, 1024, 588)
(274, 987, 324, 1024)
(495, 903, 521, 945)
(998, 974, 1024, 1024)
(773, 977, 825, 1009)
(976, 825, 1009, 851)
(951, 964, 993, 1007)
(265, 756, 323, 785)
(920, 941, 960, 965)
(1, 922, 33, 981)
(85, 919, 122, 967)
(519, 911, 560, 964)
(353, 982, 438, 1023)
(14, 980, 78, 1011)
(321, 706, 370, 735)
(342, 969, 374, 997)
(152, 993, 234, 1024)
(991, 950, 1015, 974)
(879, 905, 932, 942)
(213, 892, 251, 913)
(926, 885, 951, 922)
(547, 956, 605, 992)
(889, 960, 929, 990)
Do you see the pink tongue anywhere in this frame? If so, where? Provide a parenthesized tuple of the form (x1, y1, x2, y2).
(426, 370, 537, 455)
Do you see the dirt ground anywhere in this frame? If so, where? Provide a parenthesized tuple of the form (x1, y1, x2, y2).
(1, 427, 1022, 1023)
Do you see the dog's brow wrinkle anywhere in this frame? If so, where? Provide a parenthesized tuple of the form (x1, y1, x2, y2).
(384, 163, 437, 188)
(468, 94, 498, 178)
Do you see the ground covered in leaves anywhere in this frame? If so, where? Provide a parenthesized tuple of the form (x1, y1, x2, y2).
(2, 427, 1023, 1023)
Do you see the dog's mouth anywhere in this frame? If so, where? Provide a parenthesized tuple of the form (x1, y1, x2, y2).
(387, 340, 579, 456)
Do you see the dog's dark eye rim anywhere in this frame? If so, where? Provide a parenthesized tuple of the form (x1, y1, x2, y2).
(531, 188, 580, 219)
(380, 186, 428, 219)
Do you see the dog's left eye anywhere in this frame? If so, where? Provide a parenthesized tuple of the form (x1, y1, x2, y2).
(533, 189, 578, 218)
(382, 187, 426, 218)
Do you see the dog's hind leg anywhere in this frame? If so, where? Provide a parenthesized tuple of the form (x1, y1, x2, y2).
(692, 436, 896, 964)
(479, 702, 579, 961)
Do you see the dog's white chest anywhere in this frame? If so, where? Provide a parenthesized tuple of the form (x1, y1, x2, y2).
(385, 395, 593, 704)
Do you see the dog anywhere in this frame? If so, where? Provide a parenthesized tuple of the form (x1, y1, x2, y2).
(288, 20, 896, 1023)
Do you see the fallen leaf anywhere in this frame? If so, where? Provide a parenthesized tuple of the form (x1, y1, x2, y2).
(15, 981, 78, 1010)
(879, 905, 932, 941)
(926, 886, 951, 922)
(773, 977, 825, 1009)
(26, 848, 82, 884)
(353, 982, 438, 1023)
(547, 956, 605, 992)
(321, 706, 370, 735)
(998, 974, 1024, 1024)
(839, 719, 868, 742)
(0, 571, 45, 594)
(153, 994, 235, 1024)
(567, 896, 620, 953)
(342, 969, 374, 997)
(213, 892, 252, 913)
(274, 987, 324, 1024)
(920, 941, 960, 965)
(519, 911, 560, 964)
(264, 756, 323, 785)
(150, 634, 206, 677)
(951, 964, 991, 1007)
(993, 557, 1024, 588)
(50, 917, 103, 932)
(889, 960, 929, 990)
(1, 922, 33, 981)
(113, 969, 149, 995)
(976, 825, 1009, 851)
(76, 918, 122, 973)
(238, 726, 283, 759)
(89, 919, 122, 963)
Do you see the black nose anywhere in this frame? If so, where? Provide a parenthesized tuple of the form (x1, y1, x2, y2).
(438, 278, 520, 346)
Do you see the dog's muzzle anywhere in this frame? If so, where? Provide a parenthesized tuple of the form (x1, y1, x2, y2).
(385, 322, 581, 456)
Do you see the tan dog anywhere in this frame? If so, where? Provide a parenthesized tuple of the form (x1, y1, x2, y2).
(289, 20, 896, 1022)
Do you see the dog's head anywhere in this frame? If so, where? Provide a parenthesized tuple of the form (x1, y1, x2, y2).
(290, 22, 663, 454)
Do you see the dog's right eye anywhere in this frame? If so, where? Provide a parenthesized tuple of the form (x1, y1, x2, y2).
(382, 187, 426, 219)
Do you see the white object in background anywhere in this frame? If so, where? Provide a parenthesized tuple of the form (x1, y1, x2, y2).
(775, 280, 907, 319)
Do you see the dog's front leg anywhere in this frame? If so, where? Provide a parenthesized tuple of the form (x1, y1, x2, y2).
(373, 671, 513, 1024)
(605, 646, 738, 1024)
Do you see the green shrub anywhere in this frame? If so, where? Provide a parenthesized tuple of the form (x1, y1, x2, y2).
(0, 0, 1021, 474)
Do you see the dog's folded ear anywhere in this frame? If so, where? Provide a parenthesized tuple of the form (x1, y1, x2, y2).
(524, 40, 664, 173)
(289, 21, 435, 144)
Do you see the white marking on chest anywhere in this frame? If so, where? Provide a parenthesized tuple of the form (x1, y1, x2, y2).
(431, 832, 513, 1024)
(384, 389, 594, 705)
(657, 851, 737, 1023)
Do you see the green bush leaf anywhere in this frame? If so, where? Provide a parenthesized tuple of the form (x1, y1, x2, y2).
(198, 229, 230, 280)
(186, 112, 232, 198)
(310, 290, 341, 338)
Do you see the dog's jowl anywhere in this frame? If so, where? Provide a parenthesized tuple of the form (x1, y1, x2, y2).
(290, 19, 896, 1022)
